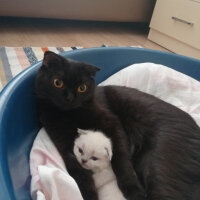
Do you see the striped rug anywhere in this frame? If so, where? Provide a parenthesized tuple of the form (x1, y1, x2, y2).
(0, 46, 85, 91)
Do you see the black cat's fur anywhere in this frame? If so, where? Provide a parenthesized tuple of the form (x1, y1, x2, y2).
(35, 51, 200, 200)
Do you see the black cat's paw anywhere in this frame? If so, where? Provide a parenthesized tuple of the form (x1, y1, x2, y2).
(78, 175, 99, 200)
(126, 192, 146, 200)
(120, 182, 146, 200)
(77, 170, 99, 200)
(82, 191, 99, 200)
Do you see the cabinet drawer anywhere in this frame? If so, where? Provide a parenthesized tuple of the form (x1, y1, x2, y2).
(150, 0, 200, 50)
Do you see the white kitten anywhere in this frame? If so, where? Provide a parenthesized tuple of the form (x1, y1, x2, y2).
(73, 129, 126, 200)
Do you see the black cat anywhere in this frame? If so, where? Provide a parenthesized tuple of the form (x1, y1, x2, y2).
(35, 51, 200, 200)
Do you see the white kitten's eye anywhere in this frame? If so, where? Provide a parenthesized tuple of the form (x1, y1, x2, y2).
(91, 156, 98, 161)
(79, 148, 83, 154)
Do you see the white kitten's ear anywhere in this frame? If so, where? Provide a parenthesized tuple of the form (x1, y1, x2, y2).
(105, 147, 113, 161)
(77, 128, 87, 135)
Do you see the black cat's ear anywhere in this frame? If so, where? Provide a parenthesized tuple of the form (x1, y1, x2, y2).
(83, 64, 100, 78)
(42, 51, 60, 68)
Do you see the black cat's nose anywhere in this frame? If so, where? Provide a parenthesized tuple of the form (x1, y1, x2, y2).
(66, 93, 74, 102)
(81, 159, 87, 164)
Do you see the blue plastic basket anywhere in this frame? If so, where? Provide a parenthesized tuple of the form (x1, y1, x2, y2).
(0, 47, 200, 199)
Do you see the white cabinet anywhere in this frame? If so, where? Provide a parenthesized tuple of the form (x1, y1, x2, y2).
(148, 0, 200, 59)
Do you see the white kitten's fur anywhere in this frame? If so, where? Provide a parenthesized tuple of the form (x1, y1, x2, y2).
(73, 129, 126, 200)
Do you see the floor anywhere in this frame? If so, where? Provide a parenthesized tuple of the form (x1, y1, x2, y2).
(0, 17, 169, 52)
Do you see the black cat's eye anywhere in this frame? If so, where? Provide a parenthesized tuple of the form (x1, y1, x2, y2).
(79, 148, 83, 154)
(91, 156, 98, 161)
(53, 79, 64, 88)
(77, 84, 87, 93)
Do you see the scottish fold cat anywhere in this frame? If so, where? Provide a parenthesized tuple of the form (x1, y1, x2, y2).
(74, 129, 126, 200)
(35, 51, 200, 200)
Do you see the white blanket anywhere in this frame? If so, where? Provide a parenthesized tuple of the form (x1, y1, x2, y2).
(30, 63, 200, 200)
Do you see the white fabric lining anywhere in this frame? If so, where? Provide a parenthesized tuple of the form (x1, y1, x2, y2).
(30, 63, 200, 200)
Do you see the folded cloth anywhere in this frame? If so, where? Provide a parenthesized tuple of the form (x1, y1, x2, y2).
(99, 63, 200, 125)
(30, 63, 200, 200)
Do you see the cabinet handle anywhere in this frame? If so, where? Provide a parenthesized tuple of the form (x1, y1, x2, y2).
(171, 16, 194, 26)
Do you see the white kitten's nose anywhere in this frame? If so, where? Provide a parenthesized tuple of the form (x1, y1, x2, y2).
(81, 159, 87, 164)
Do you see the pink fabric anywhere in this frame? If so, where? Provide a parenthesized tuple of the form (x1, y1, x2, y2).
(30, 128, 83, 200)
(30, 63, 200, 200)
